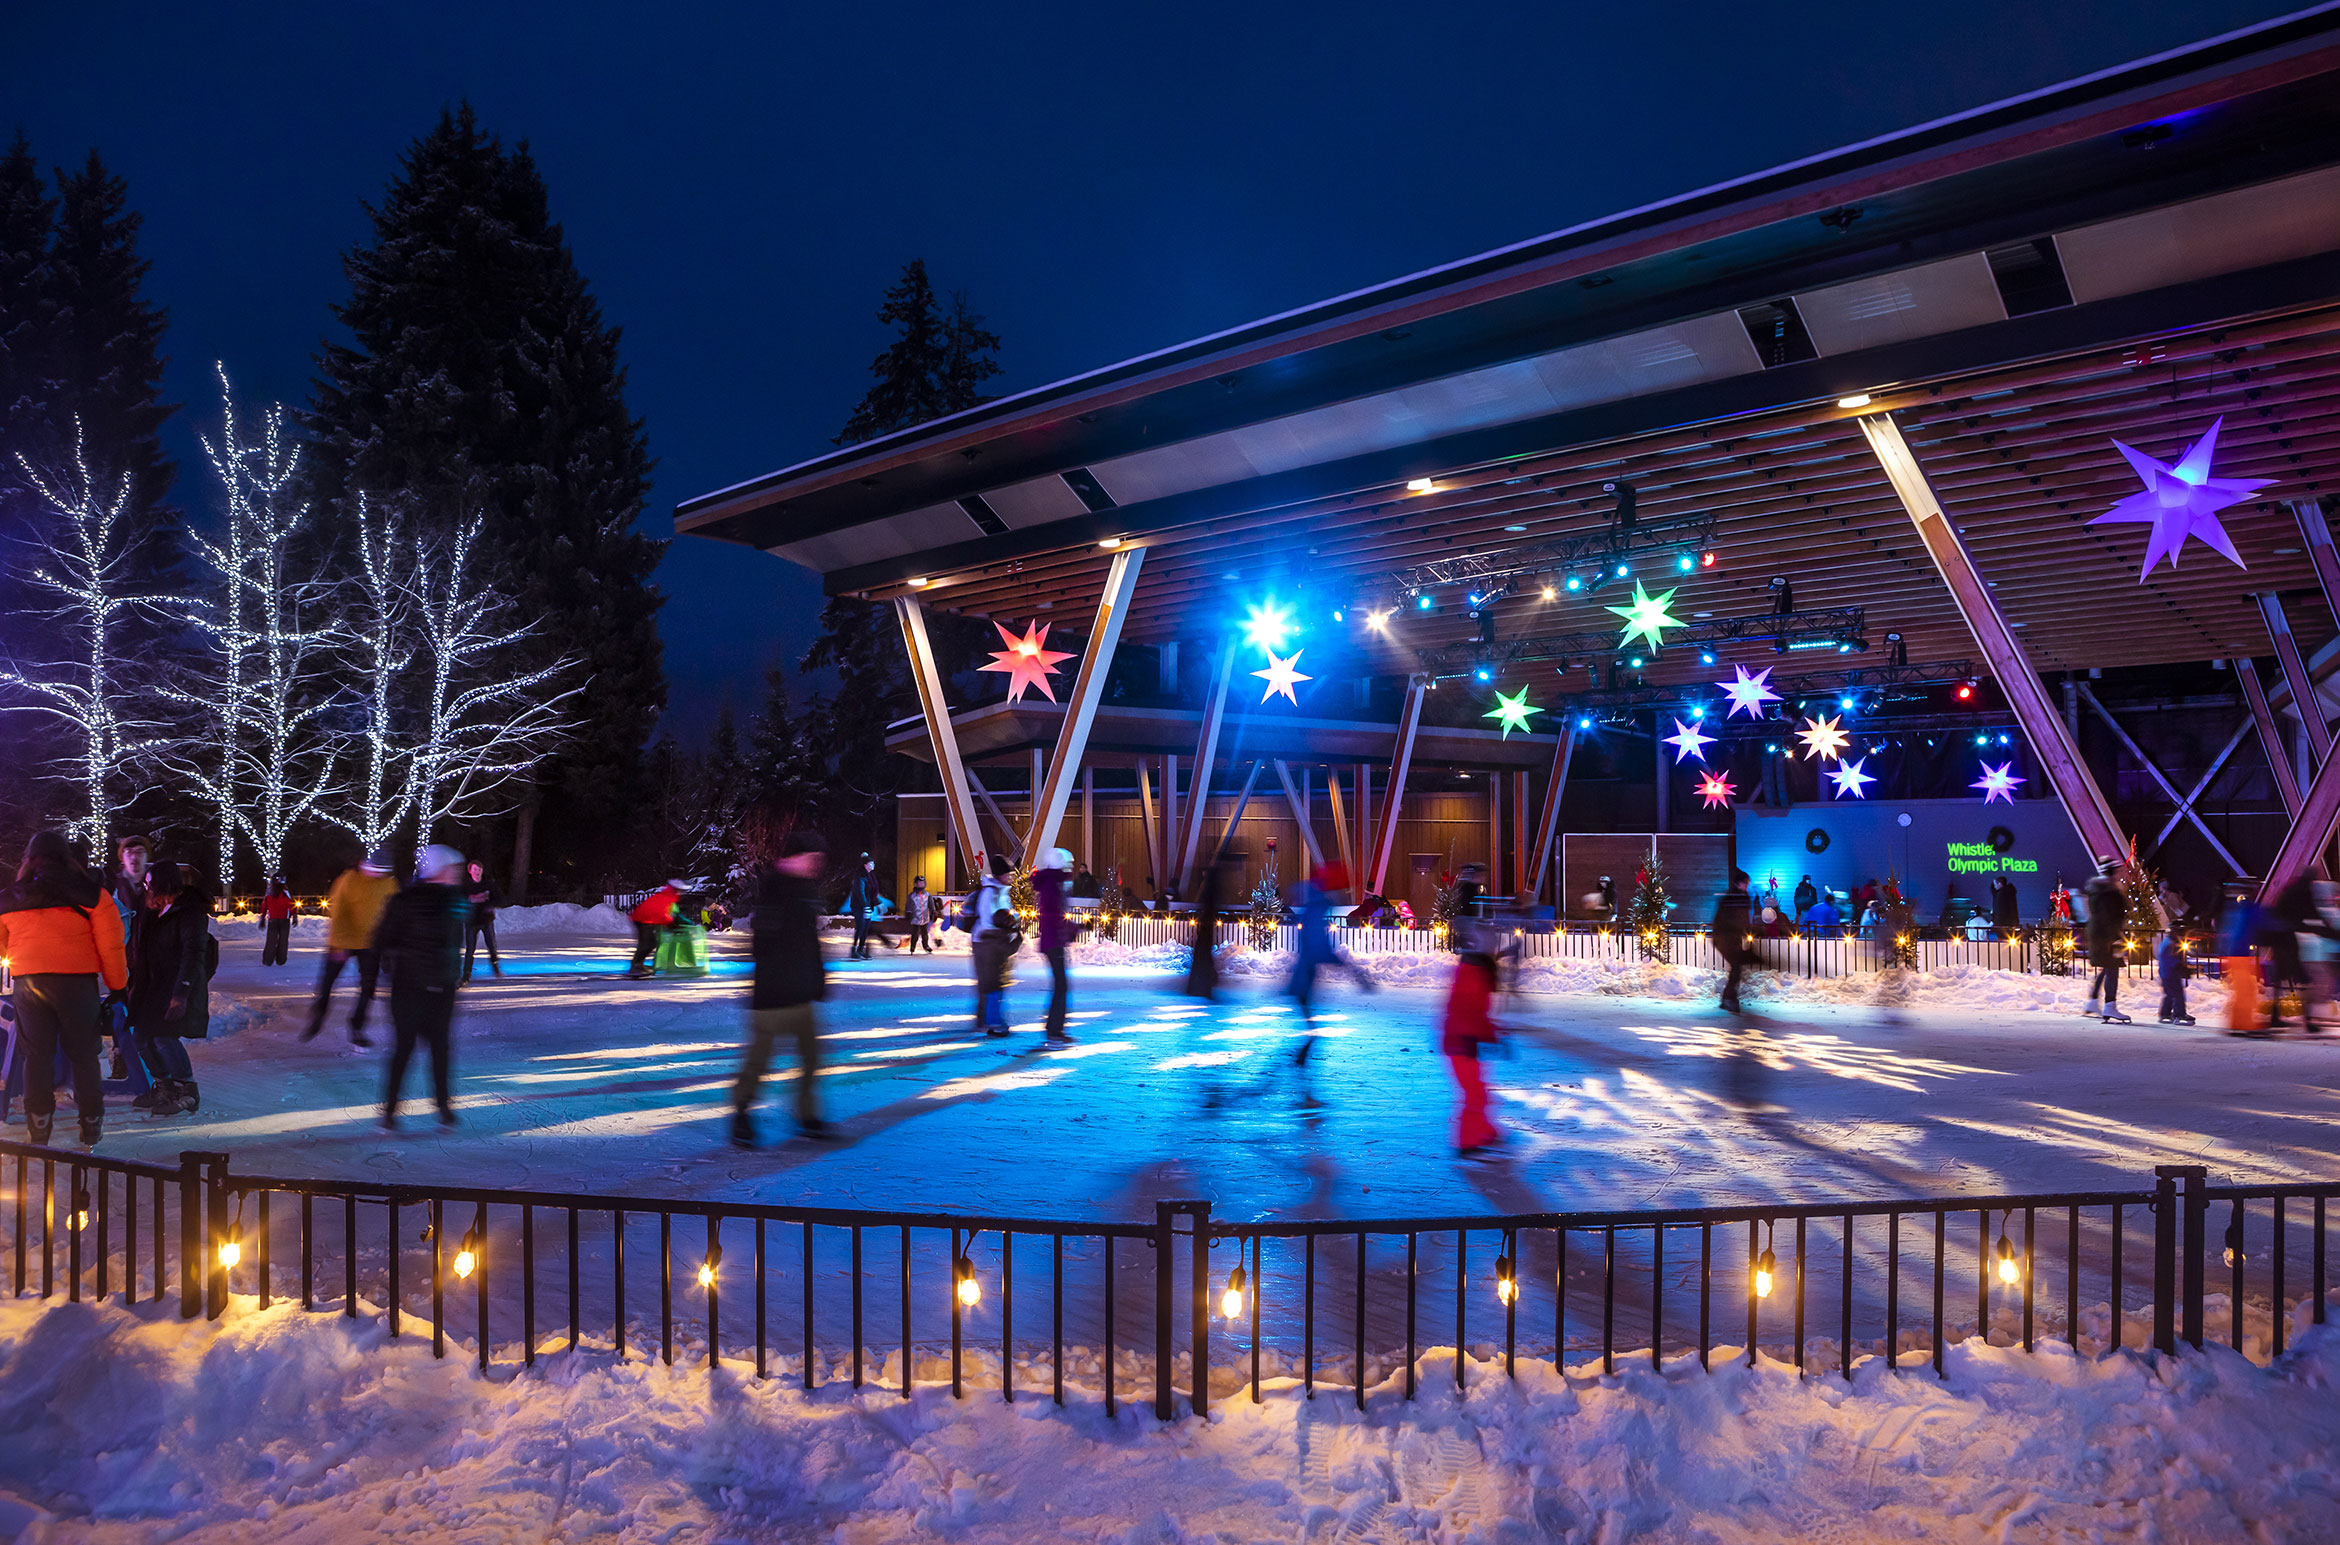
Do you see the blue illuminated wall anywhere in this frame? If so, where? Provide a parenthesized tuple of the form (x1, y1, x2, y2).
(1732, 798, 2094, 921)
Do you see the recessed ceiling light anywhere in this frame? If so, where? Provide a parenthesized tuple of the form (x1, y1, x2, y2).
(907, 577, 930, 588)
(1405, 478, 1437, 493)
(1692, 611, 1713, 618)
(1837, 393, 1873, 409)
(1098, 536, 1123, 549)
(1504, 524, 1526, 532)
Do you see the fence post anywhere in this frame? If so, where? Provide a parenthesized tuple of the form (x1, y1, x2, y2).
(2152, 1169, 2176, 1354)
(2153, 1164, 2208, 1353)
(2178, 1166, 2207, 1350)
(1191, 1201, 1210, 1420)
(177, 1152, 203, 1320)
(204, 1155, 230, 1320)
(1154, 1201, 1175, 1420)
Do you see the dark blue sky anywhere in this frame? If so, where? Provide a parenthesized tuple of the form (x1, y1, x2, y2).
(4, 0, 2294, 743)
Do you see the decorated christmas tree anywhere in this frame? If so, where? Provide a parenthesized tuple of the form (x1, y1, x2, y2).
(1623, 857, 1669, 961)
(1008, 866, 1036, 934)
(2116, 835, 2159, 930)
(1872, 873, 1918, 969)
(1247, 853, 1284, 951)
(1430, 869, 1462, 943)
(1093, 864, 1125, 942)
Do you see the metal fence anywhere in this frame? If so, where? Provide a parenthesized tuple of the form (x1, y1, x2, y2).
(5, 1141, 2327, 1418)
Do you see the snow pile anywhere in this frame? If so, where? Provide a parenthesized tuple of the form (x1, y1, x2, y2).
(490, 901, 634, 937)
(2, 1296, 2337, 1542)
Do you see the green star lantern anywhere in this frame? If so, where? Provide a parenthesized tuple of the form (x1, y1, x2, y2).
(1484, 686, 1543, 738)
(1607, 581, 1685, 651)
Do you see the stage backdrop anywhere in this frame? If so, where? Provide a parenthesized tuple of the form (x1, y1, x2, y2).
(1733, 798, 2095, 922)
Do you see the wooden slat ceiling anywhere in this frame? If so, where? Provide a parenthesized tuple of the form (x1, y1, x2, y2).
(894, 303, 2340, 687)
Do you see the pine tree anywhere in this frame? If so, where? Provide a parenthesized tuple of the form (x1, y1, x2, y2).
(308, 103, 663, 897)
(1247, 853, 1284, 950)
(0, 133, 55, 495)
(1624, 856, 1670, 961)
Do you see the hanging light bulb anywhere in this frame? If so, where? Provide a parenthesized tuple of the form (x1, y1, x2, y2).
(1494, 1254, 1517, 1305)
(698, 1241, 723, 1289)
(1994, 1231, 2019, 1286)
(2223, 1218, 2246, 1269)
(455, 1226, 480, 1280)
(1220, 1265, 1248, 1321)
(1754, 1247, 1776, 1299)
(69, 1187, 92, 1233)
(954, 1255, 981, 1307)
(217, 1224, 242, 1270)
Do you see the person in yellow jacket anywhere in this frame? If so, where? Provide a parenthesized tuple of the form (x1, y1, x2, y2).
(0, 831, 129, 1148)
(302, 846, 400, 1046)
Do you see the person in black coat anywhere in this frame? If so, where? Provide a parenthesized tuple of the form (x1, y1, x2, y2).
(126, 863, 213, 1116)
(843, 853, 879, 960)
(2080, 857, 2130, 1023)
(1712, 869, 1754, 1013)
(732, 831, 830, 1147)
(1989, 876, 2020, 937)
(461, 862, 502, 981)
(377, 844, 470, 1129)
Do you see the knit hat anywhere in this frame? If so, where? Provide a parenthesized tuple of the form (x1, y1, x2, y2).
(418, 844, 465, 881)
(363, 846, 393, 874)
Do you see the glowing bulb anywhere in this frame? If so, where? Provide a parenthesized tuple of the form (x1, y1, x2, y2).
(1220, 1265, 1248, 1321)
(1098, 536, 1123, 548)
(1541, 585, 1557, 601)
(1995, 1247, 2018, 1286)
(217, 1233, 242, 1270)
(455, 1248, 477, 1279)
(697, 1260, 716, 1288)
(955, 1258, 981, 1307)
(907, 576, 930, 588)
(1366, 608, 1392, 632)
(1494, 1254, 1517, 1305)
(1405, 477, 1436, 493)
(1754, 1247, 1776, 1299)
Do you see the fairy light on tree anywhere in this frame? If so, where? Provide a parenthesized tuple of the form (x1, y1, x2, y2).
(336, 493, 417, 850)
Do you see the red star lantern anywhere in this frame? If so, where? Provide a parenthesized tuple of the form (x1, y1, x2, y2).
(979, 620, 1074, 703)
(1695, 771, 1737, 810)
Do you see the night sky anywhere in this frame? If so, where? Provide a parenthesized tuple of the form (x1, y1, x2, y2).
(4, 0, 2294, 744)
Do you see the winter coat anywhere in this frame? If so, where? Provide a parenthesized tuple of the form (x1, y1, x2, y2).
(129, 897, 214, 1039)
(0, 866, 129, 990)
(2081, 875, 2127, 956)
(1440, 953, 1501, 1058)
(1990, 879, 2020, 929)
(1035, 869, 1073, 952)
(631, 886, 679, 927)
(844, 872, 878, 919)
(750, 870, 826, 1010)
(1792, 880, 1818, 917)
(1803, 899, 1840, 929)
(262, 892, 296, 922)
(111, 874, 149, 974)
(971, 875, 1014, 941)
(1710, 890, 1752, 961)
(327, 869, 400, 950)
(373, 882, 468, 993)
(465, 879, 501, 920)
(907, 889, 933, 925)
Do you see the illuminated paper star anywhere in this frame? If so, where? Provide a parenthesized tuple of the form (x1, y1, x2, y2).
(1827, 757, 1875, 799)
(1663, 717, 1714, 763)
(1972, 761, 2026, 804)
(1718, 665, 1781, 719)
(2088, 417, 2271, 580)
(979, 620, 1073, 702)
(1695, 771, 1737, 810)
(1253, 648, 1313, 705)
(1483, 686, 1543, 738)
(1606, 582, 1685, 651)
(1796, 713, 1850, 761)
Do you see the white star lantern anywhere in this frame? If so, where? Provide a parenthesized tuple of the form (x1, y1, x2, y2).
(1718, 665, 1780, 719)
(1253, 648, 1312, 704)
(1827, 757, 1875, 799)
(1796, 713, 1850, 761)
(1663, 717, 1713, 763)
(1972, 761, 2025, 804)
(2089, 417, 2271, 580)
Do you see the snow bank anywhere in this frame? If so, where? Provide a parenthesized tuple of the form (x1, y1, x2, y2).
(2, 1296, 2336, 1542)
(490, 901, 634, 937)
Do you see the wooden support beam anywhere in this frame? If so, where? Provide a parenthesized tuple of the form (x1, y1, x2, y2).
(2295, 499, 2340, 625)
(1175, 637, 1238, 893)
(1353, 764, 1371, 882)
(2261, 733, 2340, 901)
(1029, 749, 1045, 835)
(2148, 716, 2253, 874)
(1858, 412, 2130, 866)
(894, 597, 985, 874)
(1526, 723, 1577, 905)
(1272, 760, 1325, 869)
(1163, 755, 1180, 890)
(965, 771, 1028, 863)
(1027, 547, 1145, 859)
(1366, 676, 1429, 895)
(2239, 659, 2304, 817)
(1081, 768, 1095, 873)
(2078, 685, 2244, 878)
(1325, 769, 1355, 879)
(1210, 760, 1265, 866)
(1511, 770, 1530, 899)
(2257, 591, 2332, 761)
(1137, 761, 1162, 888)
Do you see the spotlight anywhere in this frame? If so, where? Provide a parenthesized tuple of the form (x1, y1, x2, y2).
(1221, 1266, 1249, 1321)
(1975, 734, 1987, 746)
(1242, 599, 1295, 652)
(1998, 733, 2010, 745)
(1676, 553, 1694, 572)
(907, 577, 930, 589)
(1541, 584, 1557, 601)
(1578, 716, 1592, 729)
(1475, 667, 1491, 683)
(1417, 594, 1434, 611)
(1330, 607, 1344, 623)
(1700, 651, 1716, 665)
(1956, 681, 1975, 701)
(1565, 575, 1582, 592)
(1467, 592, 1484, 608)
(1366, 608, 1392, 632)
(1615, 563, 1630, 578)
(1840, 696, 1854, 710)
(1097, 536, 1123, 549)
(1836, 393, 1873, 410)
(1701, 551, 1717, 567)
(1628, 656, 1644, 669)
(1690, 707, 1703, 719)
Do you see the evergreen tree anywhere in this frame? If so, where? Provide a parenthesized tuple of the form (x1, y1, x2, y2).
(1623, 856, 1670, 960)
(308, 103, 664, 898)
(0, 133, 54, 481)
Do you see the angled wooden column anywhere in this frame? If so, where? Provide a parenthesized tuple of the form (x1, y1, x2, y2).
(2238, 659, 2304, 817)
(895, 597, 985, 874)
(2261, 739, 2340, 899)
(1857, 412, 2128, 864)
(1174, 638, 1238, 892)
(1272, 760, 1326, 868)
(1026, 547, 1145, 858)
(2257, 591, 2332, 761)
(1137, 761, 1162, 887)
(1511, 770, 1530, 898)
(1526, 723, 1578, 905)
(2294, 500, 2340, 623)
(1366, 676, 1429, 895)
(1081, 768, 1095, 871)
(966, 770, 1029, 862)
(1353, 764, 1372, 880)
(1210, 760, 1265, 866)
(1163, 755, 1180, 889)
(1324, 769, 1354, 878)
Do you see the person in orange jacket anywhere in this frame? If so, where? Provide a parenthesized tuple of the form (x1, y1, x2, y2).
(0, 831, 130, 1148)
(627, 881, 683, 978)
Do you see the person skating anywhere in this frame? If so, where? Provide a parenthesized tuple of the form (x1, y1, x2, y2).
(970, 853, 1017, 1035)
(1989, 876, 2021, 938)
(732, 832, 831, 1147)
(461, 862, 503, 981)
(1285, 860, 1374, 1085)
(1712, 868, 1753, 1013)
(1185, 854, 1233, 1001)
(844, 854, 879, 960)
(2080, 856, 2130, 1023)
(2262, 872, 2321, 1028)
(127, 864, 213, 1116)
(904, 876, 936, 953)
(105, 834, 153, 1083)
(259, 878, 296, 966)
(627, 881, 683, 978)
(0, 832, 129, 1147)
(377, 845, 471, 1130)
(304, 847, 398, 1045)
(2155, 880, 2197, 1025)
(1443, 927, 1505, 1156)
(1792, 874, 1819, 920)
(1035, 847, 1077, 1046)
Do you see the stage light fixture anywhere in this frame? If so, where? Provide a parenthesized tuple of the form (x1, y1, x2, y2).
(1565, 575, 1582, 592)
(1475, 667, 1492, 683)
(1956, 681, 1975, 700)
(1615, 563, 1630, 578)
(1701, 551, 1717, 567)
(1578, 716, 1592, 729)
(1541, 584, 1557, 601)
(1700, 651, 1716, 665)
(1417, 594, 1434, 611)
(1242, 599, 1295, 652)
(1366, 608, 1392, 632)
(1676, 553, 1695, 572)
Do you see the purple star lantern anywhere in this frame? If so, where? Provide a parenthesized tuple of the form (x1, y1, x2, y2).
(2089, 417, 2272, 581)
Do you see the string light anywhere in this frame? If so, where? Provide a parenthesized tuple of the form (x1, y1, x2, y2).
(69, 1188, 91, 1234)
(455, 1226, 480, 1280)
(699, 1241, 723, 1288)
(1221, 1265, 1249, 1321)
(955, 1254, 982, 1307)
(1494, 1252, 1518, 1305)
(1754, 1247, 1777, 1299)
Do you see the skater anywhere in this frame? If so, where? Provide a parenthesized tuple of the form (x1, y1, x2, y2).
(844, 853, 879, 960)
(2261, 872, 2321, 1028)
(1035, 847, 1076, 1046)
(1285, 860, 1374, 1080)
(1989, 875, 2021, 939)
(1185, 853, 1234, 1001)
(904, 876, 936, 953)
(627, 880, 683, 978)
(1712, 869, 1753, 1013)
(1792, 874, 1819, 920)
(0, 832, 128, 1147)
(127, 864, 213, 1116)
(105, 834, 154, 1082)
(378, 845, 471, 1130)
(733, 832, 831, 1146)
(970, 853, 1017, 1035)
(1443, 924, 1505, 1155)
(461, 862, 502, 982)
(304, 847, 398, 1045)
(260, 878, 296, 966)
(2156, 880, 2196, 1025)
(2300, 880, 2340, 1031)
(2081, 856, 2130, 1023)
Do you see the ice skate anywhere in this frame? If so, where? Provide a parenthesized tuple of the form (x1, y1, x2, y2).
(2100, 1009, 2132, 1024)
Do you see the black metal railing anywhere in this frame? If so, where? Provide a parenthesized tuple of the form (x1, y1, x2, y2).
(4, 1142, 2328, 1420)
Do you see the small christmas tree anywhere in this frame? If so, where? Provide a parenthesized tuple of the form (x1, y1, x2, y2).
(1247, 853, 1284, 950)
(1872, 873, 1918, 969)
(1430, 868, 1462, 944)
(1008, 866, 1036, 933)
(2116, 835, 2160, 930)
(1623, 857, 1669, 961)
(1094, 864, 1124, 942)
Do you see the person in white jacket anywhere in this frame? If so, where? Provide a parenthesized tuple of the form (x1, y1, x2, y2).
(969, 853, 1017, 1035)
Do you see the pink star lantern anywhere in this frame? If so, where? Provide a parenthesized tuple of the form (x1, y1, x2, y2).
(2089, 417, 2271, 580)
(979, 620, 1073, 703)
(1972, 761, 2025, 805)
(1695, 771, 1736, 810)
(1718, 665, 1780, 719)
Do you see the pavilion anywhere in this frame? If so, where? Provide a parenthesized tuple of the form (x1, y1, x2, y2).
(680, 9, 2340, 922)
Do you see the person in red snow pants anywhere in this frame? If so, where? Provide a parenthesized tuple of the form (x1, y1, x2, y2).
(1442, 950, 1502, 1153)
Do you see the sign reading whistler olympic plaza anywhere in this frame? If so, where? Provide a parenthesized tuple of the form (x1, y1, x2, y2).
(1946, 840, 2040, 876)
